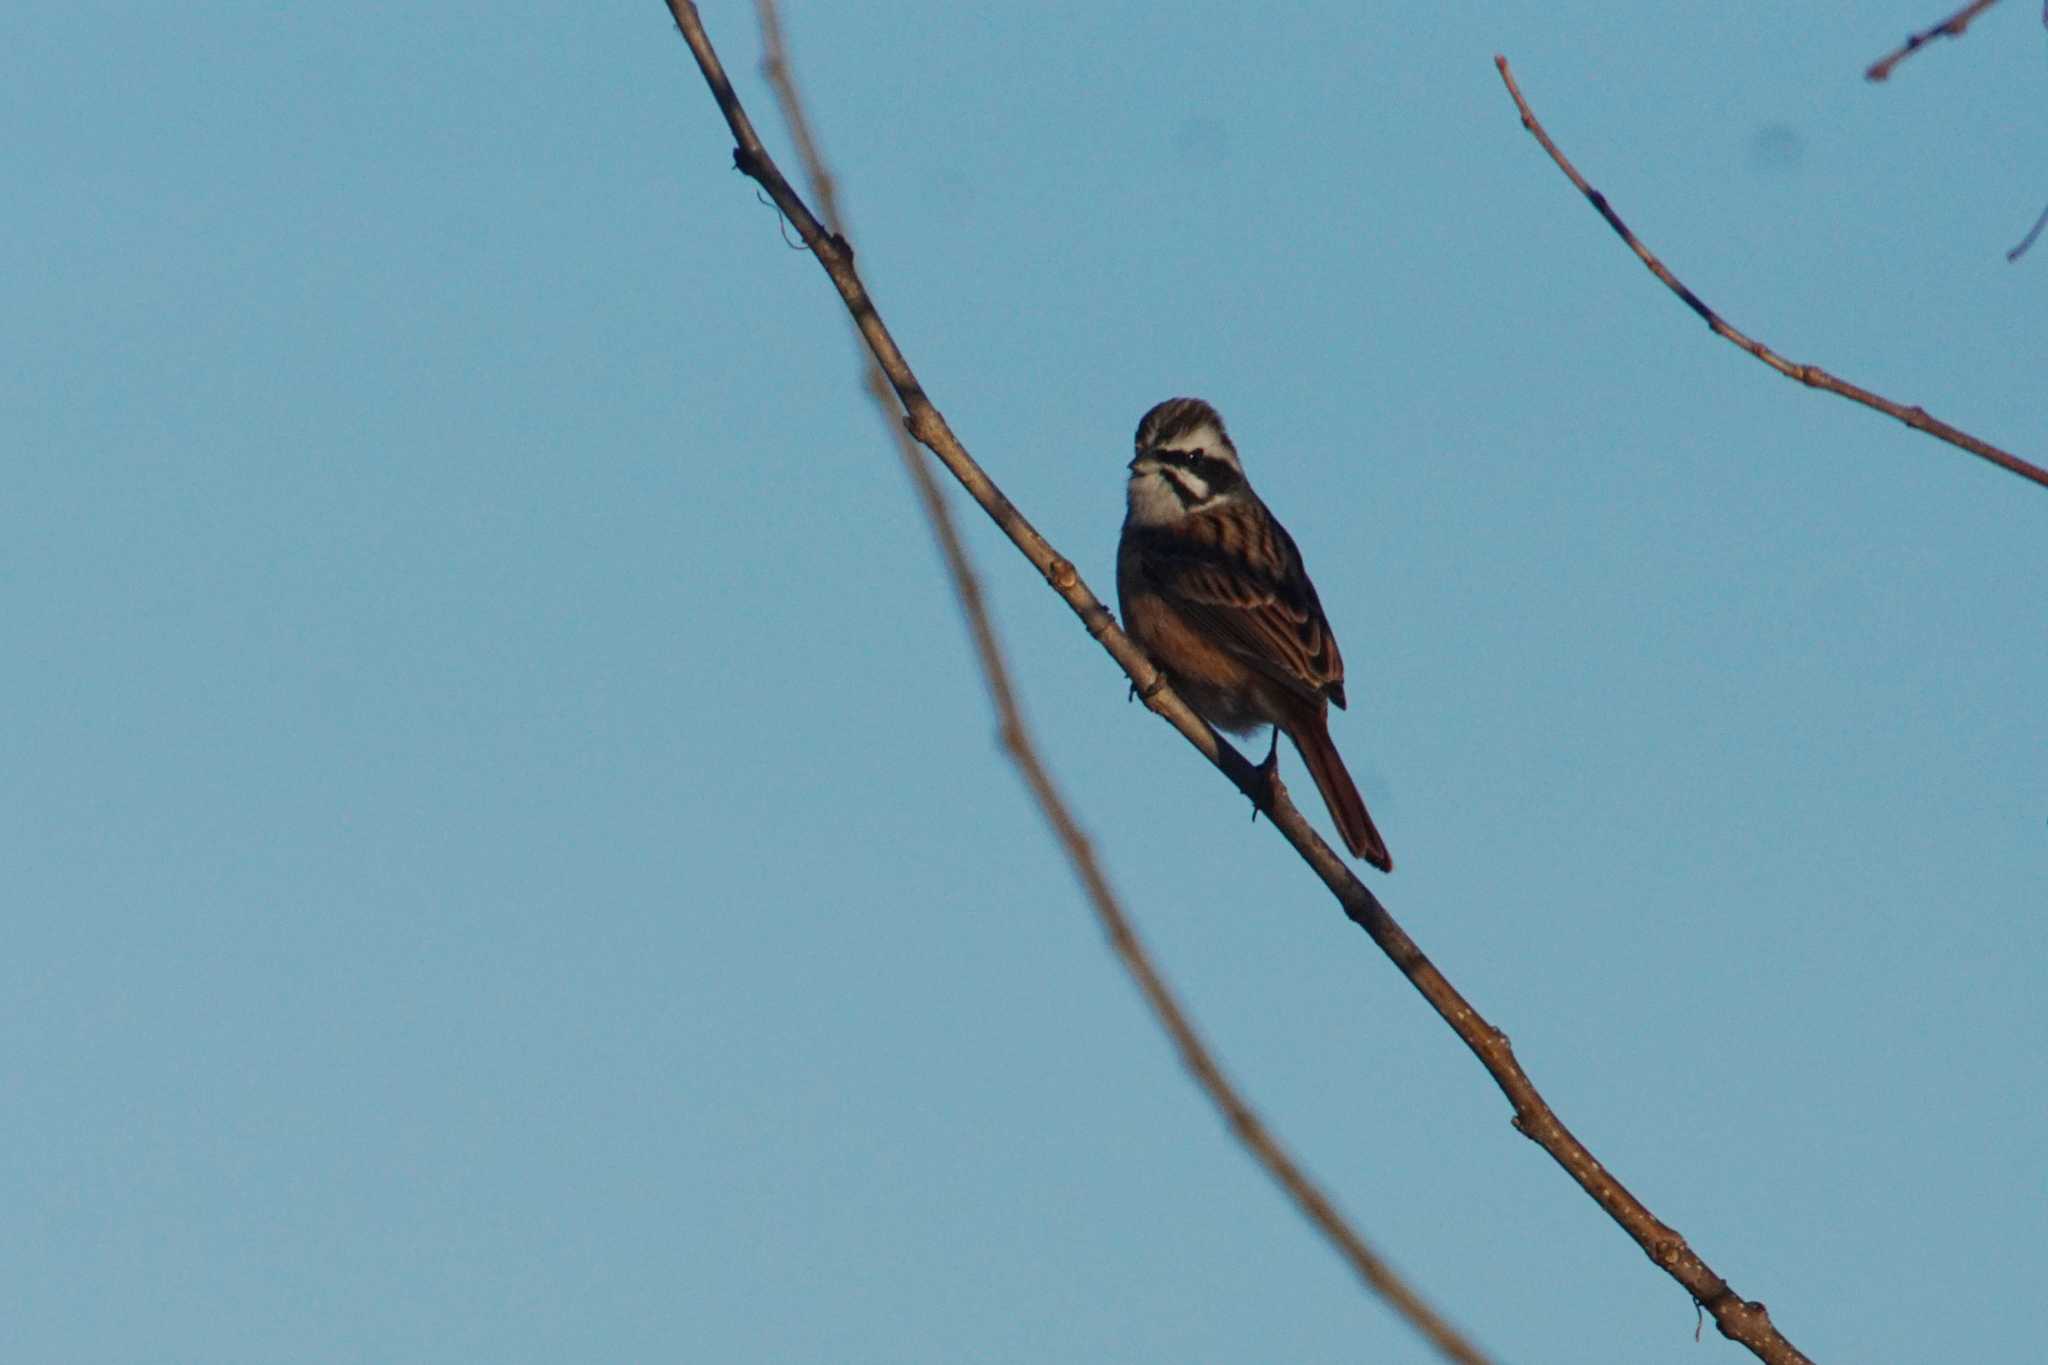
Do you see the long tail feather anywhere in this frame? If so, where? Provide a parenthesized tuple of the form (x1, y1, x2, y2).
(1285, 710, 1392, 872)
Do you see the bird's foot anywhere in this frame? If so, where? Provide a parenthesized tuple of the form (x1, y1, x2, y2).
(1250, 729, 1281, 825)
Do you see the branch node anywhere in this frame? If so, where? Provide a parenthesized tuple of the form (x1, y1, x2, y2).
(1865, 0, 2003, 82)
(1045, 556, 1078, 591)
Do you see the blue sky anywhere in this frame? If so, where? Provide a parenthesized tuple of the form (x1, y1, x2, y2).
(5, 3, 2044, 1361)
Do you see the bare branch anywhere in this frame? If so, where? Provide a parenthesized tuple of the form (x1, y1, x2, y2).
(1866, 0, 2003, 81)
(662, 5, 1819, 1360)
(743, 4, 1492, 1361)
(1496, 55, 2048, 494)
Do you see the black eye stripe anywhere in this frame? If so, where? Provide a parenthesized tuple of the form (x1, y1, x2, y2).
(1160, 466, 1204, 507)
(1145, 448, 1241, 496)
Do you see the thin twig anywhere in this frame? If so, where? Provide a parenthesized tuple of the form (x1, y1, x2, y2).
(1867, 1, 2043, 267)
(744, 4, 1492, 1361)
(1866, 0, 2003, 81)
(662, 5, 1817, 1361)
(1496, 55, 2047, 493)
(2008, 199, 2048, 262)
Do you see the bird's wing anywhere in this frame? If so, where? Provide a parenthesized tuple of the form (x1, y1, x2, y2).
(1135, 517, 1347, 706)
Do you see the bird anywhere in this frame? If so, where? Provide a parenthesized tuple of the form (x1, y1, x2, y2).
(1116, 397, 1392, 871)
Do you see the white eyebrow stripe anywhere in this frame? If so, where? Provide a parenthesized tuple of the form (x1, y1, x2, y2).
(1152, 421, 1230, 456)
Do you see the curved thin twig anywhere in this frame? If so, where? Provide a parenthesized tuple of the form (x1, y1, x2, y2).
(1866, 0, 2003, 81)
(1495, 54, 2046, 494)
(661, 6, 1816, 1361)
(742, 5, 1492, 1361)
(2008, 199, 2048, 263)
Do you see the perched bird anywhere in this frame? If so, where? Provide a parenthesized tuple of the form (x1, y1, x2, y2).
(1117, 397, 1392, 871)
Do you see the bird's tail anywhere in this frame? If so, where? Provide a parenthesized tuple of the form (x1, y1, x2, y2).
(1286, 709, 1393, 872)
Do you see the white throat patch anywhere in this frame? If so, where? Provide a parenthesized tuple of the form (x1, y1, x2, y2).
(1126, 458, 1202, 525)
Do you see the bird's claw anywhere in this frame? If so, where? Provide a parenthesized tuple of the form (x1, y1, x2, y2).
(1250, 729, 1281, 825)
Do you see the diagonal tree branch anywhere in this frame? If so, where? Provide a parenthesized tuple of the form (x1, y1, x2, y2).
(661, 5, 1815, 1361)
(742, 4, 1492, 1360)
(1865, 0, 2003, 81)
(1494, 55, 2046, 494)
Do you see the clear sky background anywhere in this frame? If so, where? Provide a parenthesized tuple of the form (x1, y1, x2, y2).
(5, 3, 2043, 1362)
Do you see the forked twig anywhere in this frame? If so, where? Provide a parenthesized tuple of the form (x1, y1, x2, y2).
(664, 5, 1817, 1360)
(1496, 55, 2047, 493)
(744, 4, 1491, 1360)
(1866, 0, 2003, 81)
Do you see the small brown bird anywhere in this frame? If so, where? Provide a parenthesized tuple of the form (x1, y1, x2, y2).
(1117, 398, 1392, 871)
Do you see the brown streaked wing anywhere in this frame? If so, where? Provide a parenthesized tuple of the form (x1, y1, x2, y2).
(1131, 517, 1346, 702)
